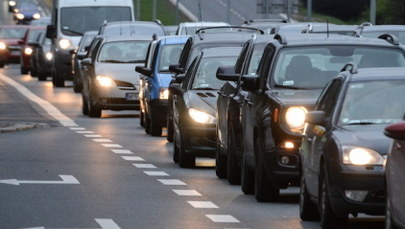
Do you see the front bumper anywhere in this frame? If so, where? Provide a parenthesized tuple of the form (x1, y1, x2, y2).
(95, 85, 140, 110)
(181, 124, 216, 157)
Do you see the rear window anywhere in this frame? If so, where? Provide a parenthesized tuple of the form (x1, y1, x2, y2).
(0, 27, 27, 39)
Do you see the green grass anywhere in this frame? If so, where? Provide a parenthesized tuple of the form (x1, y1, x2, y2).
(134, 0, 190, 25)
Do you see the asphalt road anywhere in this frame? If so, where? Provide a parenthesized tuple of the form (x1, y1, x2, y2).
(0, 1, 386, 228)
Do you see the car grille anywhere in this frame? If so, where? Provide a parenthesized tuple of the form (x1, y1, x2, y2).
(114, 80, 137, 90)
(8, 45, 20, 51)
(196, 92, 216, 98)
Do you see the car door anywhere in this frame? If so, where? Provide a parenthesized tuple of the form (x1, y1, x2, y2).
(303, 78, 343, 196)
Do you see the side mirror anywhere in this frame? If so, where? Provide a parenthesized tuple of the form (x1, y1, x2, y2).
(77, 52, 87, 60)
(84, 45, 90, 52)
(169, 64, 184, 74)
(174, 74, 185, 83)
(305, 111, 326, 126)
(240, 75, 259, 91)
(216, 65, 239, 81)
(81, 58, 93, 66)
(169, 83, 184, 95)
(385, 121, 405, 140)
(45, 25, 56, 39)
(69, 49, 76, 55)
(135, 66, 152, 77)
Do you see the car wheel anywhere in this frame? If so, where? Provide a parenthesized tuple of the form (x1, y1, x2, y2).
(144, 111, 151, 134)
(0, 61, 5, 68)
(82, 95, 89, 115)
(178, 130, 195, 168)
(227, 127, 241, 185)
(37, 69, 47, 81)
(173, 132, 179, 163)
(385, 191, 397, 229)
(140, 110, 145, 127)
(254, 137, 279, 202)
(88, 91, 101, 118)
(21, 67, 29, 75)
(73, 74, 82, 93)
(52, 69, 65, 87)
(166, 114, 174, 142)
(319, 162, 347, 229)
(149, 113, 162, 136)
(30, 66, 38, 77)
(241, 154, 255, 195)
(215, 136, 227, 179)
(299, 171, 319, 221)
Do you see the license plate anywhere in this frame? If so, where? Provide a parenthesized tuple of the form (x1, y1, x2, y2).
(125, 93, 138, 101)
(10, 51, 20, 55)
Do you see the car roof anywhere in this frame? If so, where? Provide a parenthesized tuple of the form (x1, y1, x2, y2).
(101, 34, 153, 42)
(157, 35, 189, 45)
(190, 31, 260, 44)
(344, 67, 405, 82)
(179, 21, 229, 27)
(201, 46, 242, 58)
(361, 25, 405, 32)
(302, 24, 358, 34)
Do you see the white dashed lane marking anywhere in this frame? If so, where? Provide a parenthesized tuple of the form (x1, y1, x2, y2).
(84, 134, 103, 138)
(76, 130, 94, 134)
(111, 149, 133, 154)
(172, 189, 202, 196)
(206, 215, 240, 223)
(92, 139, 113, 143)
(158, 179, 187, 185)
(188, 201, 219, 209)
(143, 171, 169, 176)
(101, 144, 123, 148)
(121, 156, 145, 161)
(133, 164, 157, 169)
(70, 127, 85, 130)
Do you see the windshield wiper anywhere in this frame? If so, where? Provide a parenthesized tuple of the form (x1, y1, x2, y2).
(101, 60, 126, 63)
(273, 84, 306, 90)
(193, 87, 217, 90)
(126, 60, 145, 63)
(61, 28, 83, 36)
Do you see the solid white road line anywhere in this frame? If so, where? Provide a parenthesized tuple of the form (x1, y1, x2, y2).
(0, 73, 78, 127)
(206, 215, 240, 223)
(157, 179, 186, 185)
(188, 201, 219, 209)
(172, 189, 202, 196)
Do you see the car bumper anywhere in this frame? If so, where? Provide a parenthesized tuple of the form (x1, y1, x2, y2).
(329, 166, 385, 216)
(181, 124, 216, 157)
(1, 49, 19, 63)
(95, 87, 140, 110)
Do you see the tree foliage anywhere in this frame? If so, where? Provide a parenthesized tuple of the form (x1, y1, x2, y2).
(376, 0, 405, 24)
(307, 0, 369, 21)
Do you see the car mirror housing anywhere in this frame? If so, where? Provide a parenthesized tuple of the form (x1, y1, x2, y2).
(169, 64, 184, 74)
(169, 83, 184, 95)
(77, 52, 86, 60)
(135, 66, 152, 77)
(81, 58, 93, 66)
(174, 74, 185, 83)
(45, 24, 56, 39)
(385, 121, 405, 140)
(216, 65, 239, 81)
(305, 111, 326, 126)
(240, 75, 258, 91)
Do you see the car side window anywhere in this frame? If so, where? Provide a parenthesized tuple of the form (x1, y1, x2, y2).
(259, 44, 276, 90)
(315, 79, 342, 117)
(234, 41, 250, 75)
(91, 40, 102, 62)
(182, 56, 200, 90)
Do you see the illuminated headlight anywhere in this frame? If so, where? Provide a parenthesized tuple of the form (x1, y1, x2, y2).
(58, 39, 72, 50)
(9, 1, 16, 6)
(188, 108, 216, 124)
(0, 42, 6, 50)
(24, 47, 33, 55)
(16, 13, 24, 20)
(285, 106, 308, 132)
(159, 87, 169, 100)
(33, 13, 41, 20)
(96, 75, 115, 87)
(45, 52, 53, 61)
(342, 146, 385, 165)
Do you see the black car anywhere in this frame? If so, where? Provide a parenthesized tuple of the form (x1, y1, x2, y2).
(236, 33, 405, 202)
(215, 34, 271, 184)
(71, 30, 98, 93)
(169, 47, 241, 168)
(300, 65, 405, 228)
(166, 26, 264, 142)
(30, 32, 53, 81)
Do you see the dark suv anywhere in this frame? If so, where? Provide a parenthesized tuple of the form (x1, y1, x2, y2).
(236, 33, 405, 202)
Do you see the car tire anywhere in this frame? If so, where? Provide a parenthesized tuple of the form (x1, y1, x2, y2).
(52, 69, 65, 87)
(299, 172, 319, 221)
(178, 130, 195, 168)
(144, 111, 151, 134)
(140, 110, 145, 127)
(82, 95, 89, 115)
(215, 136, 227, 179)
(241, 154, 254, 195)
(254, 137, 279, 202)
(73, 74, 82, 93)
(87, 91, 101, 118)
(0, 61, 5, 68)
(149, 113, 162, 136)
(166, 114, 174, 142)
(21, 67, 29, 75)
(227, 128, 241, 185)
(173, 133, 179, 163)
(37, 69, 47, 81)
(385, 191, 397, 229)
(319, 162, 347, 229)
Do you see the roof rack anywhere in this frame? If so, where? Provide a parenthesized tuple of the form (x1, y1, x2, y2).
(244, 19, 288, 24)
(340, 62, 358, 74)
(273, 33, 287, 45)
(195, 26, 264, 35)
(378, 33, 400, 46)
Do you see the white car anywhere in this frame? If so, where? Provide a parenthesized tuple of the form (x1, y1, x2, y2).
(176, 21, 229, 35)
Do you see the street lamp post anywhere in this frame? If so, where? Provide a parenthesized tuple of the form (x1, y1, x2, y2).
(370, 0, 376, 24)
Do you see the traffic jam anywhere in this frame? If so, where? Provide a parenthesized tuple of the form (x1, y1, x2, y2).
(1, 0, 405, 229)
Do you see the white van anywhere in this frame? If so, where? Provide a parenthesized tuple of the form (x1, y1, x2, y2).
(46, 0, 135, 87)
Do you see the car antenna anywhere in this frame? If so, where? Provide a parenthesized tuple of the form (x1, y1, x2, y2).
(198, 2, 203, 24)
(327, 19, 329, 38)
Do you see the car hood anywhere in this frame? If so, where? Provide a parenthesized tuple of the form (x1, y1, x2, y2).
(186, 90, 218, 116)
(268, 89, 323, 107)
(334, 124, 392, 155)
(96, 63, 143, 85)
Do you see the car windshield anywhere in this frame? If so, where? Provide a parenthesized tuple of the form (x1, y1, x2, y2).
(246, 43, 266, 75)
(60, 7, 132, 36)
(0, 27, 27, 39)
(158, 44, 184, 72)
(28, 30, 44, 43)
(362, 31, 405, 45)
(98, 40, 149, 63)
(272, 46, 405, 89)
(191, 56, 238, 90)
(338, 80, 405, 125)
(19, 2, 36, 11)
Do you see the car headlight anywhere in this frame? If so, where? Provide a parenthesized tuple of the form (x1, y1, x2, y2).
(285, 106, 308, 132)
(0, 42, 6, 50)
(188, 108, 216, 124)
(33, 13, 41, 20)
(16, 13, 24, 20)
(96, 75, 115, 87)
(159, 87, 169, 100)
(9, 1, 16, 6)
(45, 52, 53, 61)
(58, 38, 72, 50)
(24, 47, 33, 55)
(342, 146, 385, 165)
